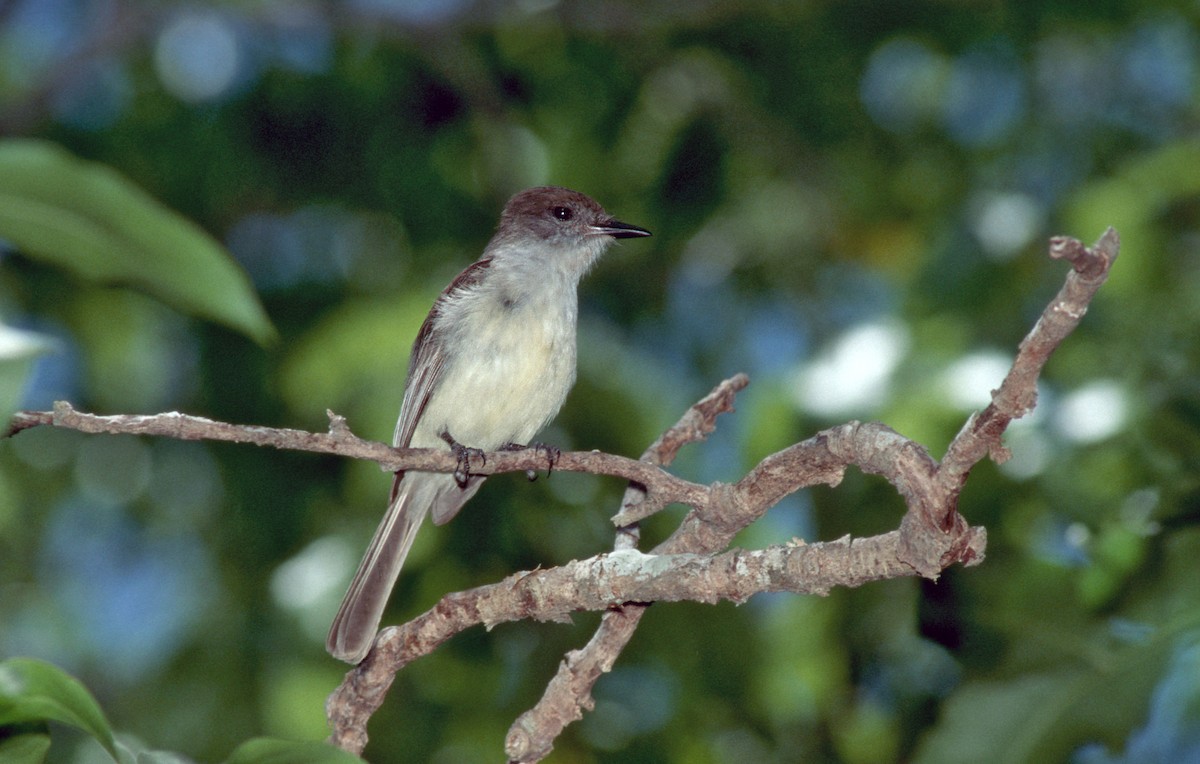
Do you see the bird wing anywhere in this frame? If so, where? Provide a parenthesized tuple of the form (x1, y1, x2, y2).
(392, 256, 494, 450)
(390, 257, 494, 500)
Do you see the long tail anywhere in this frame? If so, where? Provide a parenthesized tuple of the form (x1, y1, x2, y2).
(326, 472, 479, 663)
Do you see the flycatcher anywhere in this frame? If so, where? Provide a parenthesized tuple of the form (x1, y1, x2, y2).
(327, 186, 651, 663)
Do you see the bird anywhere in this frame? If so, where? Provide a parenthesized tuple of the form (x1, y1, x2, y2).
(326, 186, 652, 663)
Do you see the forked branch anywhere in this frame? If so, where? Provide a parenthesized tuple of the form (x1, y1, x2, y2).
(5, 230, 1119, 763)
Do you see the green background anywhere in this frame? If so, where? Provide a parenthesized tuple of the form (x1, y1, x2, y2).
(2, 1, 1199, 762)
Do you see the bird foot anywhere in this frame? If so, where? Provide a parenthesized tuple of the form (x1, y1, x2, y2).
(500, 441, 561, 481)
(440, 430, 485, 487)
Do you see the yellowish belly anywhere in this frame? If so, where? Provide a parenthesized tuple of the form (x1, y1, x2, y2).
(414, 311, 575, 450)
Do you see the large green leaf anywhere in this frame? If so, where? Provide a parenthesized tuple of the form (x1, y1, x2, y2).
(224, 738, 364, 764)
(0, 658, 118, 760)
(0, 139, 275, 345)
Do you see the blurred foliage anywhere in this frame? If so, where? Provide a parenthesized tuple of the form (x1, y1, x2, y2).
(2, 0, 1200, 762)
(0, 657, 363, 763)
(0, 140, 275, 345)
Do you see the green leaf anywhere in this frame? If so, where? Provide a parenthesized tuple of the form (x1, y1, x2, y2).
(912, 629, 1175, 764)
(0, 139, 275, 345)
(224, 739, 364, 764)
(0, 732, 52, 764)
(113, 737, 194, 764)
(129, 752, 195, 764)
(0, 658, 118, 761)
(0, 323, 52, 423)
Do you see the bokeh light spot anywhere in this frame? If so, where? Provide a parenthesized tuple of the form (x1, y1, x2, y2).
(791, 321, 909, 417)
(939, 350, 1013, 410)
(972, 192, 1043, 260)
(861, 38, 946, 134)
(154, 11, 241, 103)
(1054, 380, 1129, 443)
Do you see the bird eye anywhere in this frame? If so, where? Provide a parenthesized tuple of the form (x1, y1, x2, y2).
(552, 206, 573, 221)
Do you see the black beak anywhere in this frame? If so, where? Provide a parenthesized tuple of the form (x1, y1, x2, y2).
(592, 218, 652, 239)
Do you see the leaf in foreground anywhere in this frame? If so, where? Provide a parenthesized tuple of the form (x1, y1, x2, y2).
(0, 658, 118, 760)
(0, 139, 275, 344)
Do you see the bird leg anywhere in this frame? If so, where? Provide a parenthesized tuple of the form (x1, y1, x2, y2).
(439, 430, 485, 487)
(500, 441, 561, 481)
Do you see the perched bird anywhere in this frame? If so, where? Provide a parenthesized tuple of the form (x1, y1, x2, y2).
(327, 186, 652, 663)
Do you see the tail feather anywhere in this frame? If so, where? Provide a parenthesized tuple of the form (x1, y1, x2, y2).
(326, 473, 481, 663)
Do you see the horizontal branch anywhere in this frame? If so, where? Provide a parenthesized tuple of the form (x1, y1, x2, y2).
(329, 530, 917, 756)
(6, 401, 711, 510)
(390, 533, 913, 650)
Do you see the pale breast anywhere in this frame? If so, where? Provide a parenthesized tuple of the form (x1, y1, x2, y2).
(414, 290, 577, 450)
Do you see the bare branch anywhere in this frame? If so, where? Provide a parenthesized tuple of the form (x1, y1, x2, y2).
(349, 534, 920, 665)
(499, 230, 1114, 760)
(937, 228, 1121, 501)
(332, 535, 924, 756)
(4, 409, 51, 437)
(5, 232, 1120, 762)
(5, 402, 710, 510)
(613, 372, 749, 525)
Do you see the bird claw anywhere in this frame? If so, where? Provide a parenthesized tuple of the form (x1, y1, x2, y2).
(536, 443, 561, 478)
(501, 441, 560, 481)
(440, 430, 485, 487)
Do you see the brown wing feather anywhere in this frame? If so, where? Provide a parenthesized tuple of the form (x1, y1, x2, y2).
(389, 257, 493, 502)
(393, 256, 492, 449)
